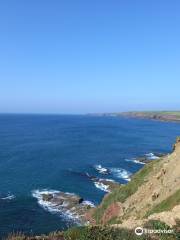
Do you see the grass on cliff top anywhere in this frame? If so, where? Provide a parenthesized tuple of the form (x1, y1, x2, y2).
(5, 227, 144, 240)
(146, 189, 180, 217)
(64, 226, 148, 240)
(6, 224, 179, 240)
(125, 111, 180, 116)
(143, 220, 179, 240)
(93, 158, 162, 224)
(154, 111, 180, 116)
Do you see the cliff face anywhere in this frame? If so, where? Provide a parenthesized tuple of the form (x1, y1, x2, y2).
(91, 137, 180, 229)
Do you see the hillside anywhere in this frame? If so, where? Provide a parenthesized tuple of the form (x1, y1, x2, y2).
(90, 137, 180, 229)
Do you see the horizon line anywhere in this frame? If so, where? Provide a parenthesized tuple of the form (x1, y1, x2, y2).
(0, 110, 180, 116)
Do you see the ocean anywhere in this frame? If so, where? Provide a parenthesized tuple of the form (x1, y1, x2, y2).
(0, 114, 180, 237)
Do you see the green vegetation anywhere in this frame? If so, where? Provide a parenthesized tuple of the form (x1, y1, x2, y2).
(6, 224, 180, 240)
(5, 226, 151, 240)
(64, 226, 149, 240)
(106, 216, 122, 225)
(93, 158, 162, 223)
(143, 220, 179, 240)
(144, 220, 172, 230)
(146, 189, 180, 217)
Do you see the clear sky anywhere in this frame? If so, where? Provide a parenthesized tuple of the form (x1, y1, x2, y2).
(0, 0, 180, 114)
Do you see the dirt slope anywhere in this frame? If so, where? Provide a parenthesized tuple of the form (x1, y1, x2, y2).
(92, 137, 180, 229)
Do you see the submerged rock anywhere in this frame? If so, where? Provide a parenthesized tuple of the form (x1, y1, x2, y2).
(85, 174, 120, 192)
(135, 153, 165, 164)
(67, 169, 120, 192)
(93, 178, 120, 192)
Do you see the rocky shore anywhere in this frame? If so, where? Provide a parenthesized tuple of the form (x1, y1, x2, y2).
(32, 175, 120, 223)
(134, 152, 166, 164)
(89, 137, 180, 230)
(32, 190, 95, 224)
(33, 153, 166, 224)
(68, 170, 121, 193)
(6, 138, 180, 240)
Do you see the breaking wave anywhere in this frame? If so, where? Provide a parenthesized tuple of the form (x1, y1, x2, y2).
(110, 168, 131, 181)
(145, 153, 159, 160)
(94, 164, 109, 174)
(125, 158, 145, 165)
(32, 189, 61, 213)
(94, 181, 111, 192)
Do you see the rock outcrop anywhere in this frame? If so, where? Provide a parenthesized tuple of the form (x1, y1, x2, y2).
(34, 191, 95, 223)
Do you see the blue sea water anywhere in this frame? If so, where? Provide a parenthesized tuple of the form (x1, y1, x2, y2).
(0, 114, 180, 237)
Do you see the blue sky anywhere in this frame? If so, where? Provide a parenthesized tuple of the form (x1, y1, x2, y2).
(0, 0, 180, 113)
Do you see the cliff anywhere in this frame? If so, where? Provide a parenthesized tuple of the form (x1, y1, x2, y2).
(90, 137, 180, 230)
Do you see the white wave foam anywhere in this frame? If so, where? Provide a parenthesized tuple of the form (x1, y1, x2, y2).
(32, 189, 61, 214)
(94, 182, 110, 192)
(125, 159, 145, 165)
(82, 200, 95, 207)
(32, 189, 95, 222)
(102, 178, 115, 182)
(110, 168, 131, 181)
(94, 164, 109, 174)
(1, 193, 15, 200)
(145, 153, 159, 160)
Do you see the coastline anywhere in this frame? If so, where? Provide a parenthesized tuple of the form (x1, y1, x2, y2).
(0, 152, 166, 225)
(87, 111, 180, 123)
(87, 137, 180, 229)
(29, 152, 164, 226)
(5, 138, 180, 240)
(120, 111, 180, 123)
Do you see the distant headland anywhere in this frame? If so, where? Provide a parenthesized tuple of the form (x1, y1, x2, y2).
(87, 111, 180, 123)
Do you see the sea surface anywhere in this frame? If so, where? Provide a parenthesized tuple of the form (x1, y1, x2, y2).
(0, 114, 180, 237)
